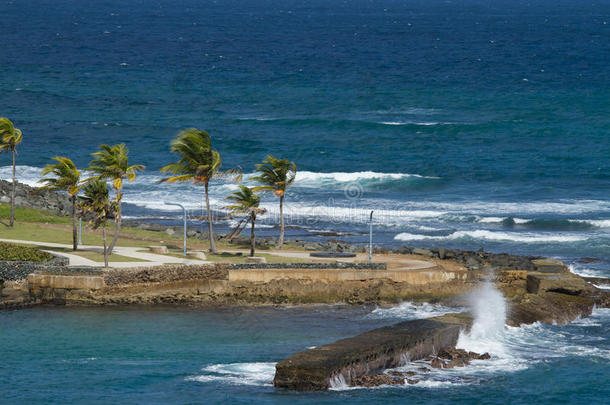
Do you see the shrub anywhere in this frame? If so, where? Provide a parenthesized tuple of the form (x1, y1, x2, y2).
(0, 242, 53, 262)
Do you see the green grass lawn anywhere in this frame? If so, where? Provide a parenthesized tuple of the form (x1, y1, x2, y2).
(163, 249, 314, 264)
(0, 205, 313, 258)
(41, 246, 148, 263)
(0, 204, 71, 224)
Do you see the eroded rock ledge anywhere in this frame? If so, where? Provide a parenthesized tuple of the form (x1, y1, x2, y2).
(273, 313, 472, 391)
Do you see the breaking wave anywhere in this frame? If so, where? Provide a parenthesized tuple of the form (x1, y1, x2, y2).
(185, 362, 275, 386)
(394, 230, 588, 243)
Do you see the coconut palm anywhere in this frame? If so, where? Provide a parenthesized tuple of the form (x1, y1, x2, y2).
(0, 118, 23, 227)
(78, 179, 115, 267)
(224, 185, 266, 257)
(39, 157, 81, 250)
(251, 155, 296, 249)
(87, 144, 144, 255)
(160, 128, 240, 253)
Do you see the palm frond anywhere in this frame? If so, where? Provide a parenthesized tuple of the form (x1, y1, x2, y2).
(39, 156, 81, 195)
(251, 154, 297, 195)
(0, 118, 23, 150)
(223, 185, 263, 216)
(87, 143, 145, 190)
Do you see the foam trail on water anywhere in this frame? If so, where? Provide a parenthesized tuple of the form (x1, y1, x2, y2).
(456, 282, 508, 357)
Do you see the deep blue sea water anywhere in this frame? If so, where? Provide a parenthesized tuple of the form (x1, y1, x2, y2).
(1, 1, 609, 402)
(1, 305, 609, 404)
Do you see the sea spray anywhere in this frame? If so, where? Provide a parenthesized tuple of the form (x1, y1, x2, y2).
(456, 282, 508, 357)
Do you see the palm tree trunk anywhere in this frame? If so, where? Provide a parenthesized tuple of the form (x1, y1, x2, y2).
(226, 215, 249, 241)
(10, 148, 15, 227)
(205, 181, 217, 253)
(276, 194, 285, 249)
(107, 187, 122, 255)
(250, 213, 256, 257)
(102, 225, 108, 268)
(71, 194, 77, 251)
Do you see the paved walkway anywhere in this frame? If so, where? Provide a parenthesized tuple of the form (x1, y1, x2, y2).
(0, 238, 209, 268)
(1, 238, 438, 271)
(227, 249, 438, 270)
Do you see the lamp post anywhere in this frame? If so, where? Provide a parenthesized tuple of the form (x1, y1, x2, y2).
(369, 210, 374, 265)
(165, 201, 187, 256)
(78, 217, 82, 246)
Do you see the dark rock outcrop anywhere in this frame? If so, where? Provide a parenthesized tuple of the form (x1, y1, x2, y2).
(273, 313, 471, 391)
(0, 180, 72, 216)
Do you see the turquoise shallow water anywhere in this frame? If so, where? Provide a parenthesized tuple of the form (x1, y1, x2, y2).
(1, 306, 609, 404)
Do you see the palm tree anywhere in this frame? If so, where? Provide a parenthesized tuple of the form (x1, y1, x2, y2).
(87, 144, 144, 255)
(160, 128, 240, 254)
(39, 157, 81, 250)
(0, 118, 23, 227)
(78, 179, 115, 267)
(251, 155, 296, 249)
(224, 185, 266, 257)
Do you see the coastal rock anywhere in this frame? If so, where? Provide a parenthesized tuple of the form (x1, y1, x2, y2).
(526, 273, 587, 295)
(412, 248, 434, 257)
(0, 180, 73, 216)
(351, 373, 404, 387)
(273, 313, 472, 390)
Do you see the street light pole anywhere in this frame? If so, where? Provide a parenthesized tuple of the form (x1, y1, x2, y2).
(78, 217, 82, 246)
(165, 201, 187, 256)
(369, 210, 374, 265)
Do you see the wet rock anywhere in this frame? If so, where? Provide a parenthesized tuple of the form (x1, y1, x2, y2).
(430, 357, 444, 369)
(351, 373, 404, 387)
(578, 257, 601, 264)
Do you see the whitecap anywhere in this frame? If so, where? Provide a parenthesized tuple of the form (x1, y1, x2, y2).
(394, 230, 588, 243)
(368, 302, 465, 320)
(185, 362, 275, 386)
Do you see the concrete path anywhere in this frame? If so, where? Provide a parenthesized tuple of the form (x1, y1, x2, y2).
(227, 249, 438, 271)
(0, 238, 209, 268)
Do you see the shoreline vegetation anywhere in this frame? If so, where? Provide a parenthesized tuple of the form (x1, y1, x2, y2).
(0, 119, 299, 264)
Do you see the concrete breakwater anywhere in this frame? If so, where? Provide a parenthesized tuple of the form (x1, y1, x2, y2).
(2, 263, 474, 308)
(273, 313, 472, 390)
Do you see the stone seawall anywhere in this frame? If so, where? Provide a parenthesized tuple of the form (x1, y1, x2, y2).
(228, 267, 464, 284)
(273, 313, 472, 391)
(0, 256, 70, 281)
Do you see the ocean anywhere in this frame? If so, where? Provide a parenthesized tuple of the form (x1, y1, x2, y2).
(0, 0, 609, 402)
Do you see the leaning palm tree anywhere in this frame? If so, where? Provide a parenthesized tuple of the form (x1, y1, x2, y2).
(251, 155, 296, 249)
(78, 179, 116, 268)
(224, 185, 266, 257)
(160, 128, 240, 253)
(0, 118, 23, 227)
(39, 157, 81, 250)
(87, 144, 144, 255)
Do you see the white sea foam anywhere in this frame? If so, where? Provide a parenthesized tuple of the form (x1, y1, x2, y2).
(394, 230, 588, 243)
(568, 263, 608, 278)
(377, 121, 444, 126)
(2, 165, 609, 235)
(476, 216, 529, 224)
(292, 170, 439, 185)
(185, 362, 276, 386)
(457, 282, 508, 357)
(368, 302, 465, 320)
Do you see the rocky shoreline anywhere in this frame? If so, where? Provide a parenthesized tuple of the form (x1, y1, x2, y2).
(0, 180, 73, 217)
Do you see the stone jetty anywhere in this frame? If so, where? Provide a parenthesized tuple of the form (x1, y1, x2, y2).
(273, 313, 471, 391)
